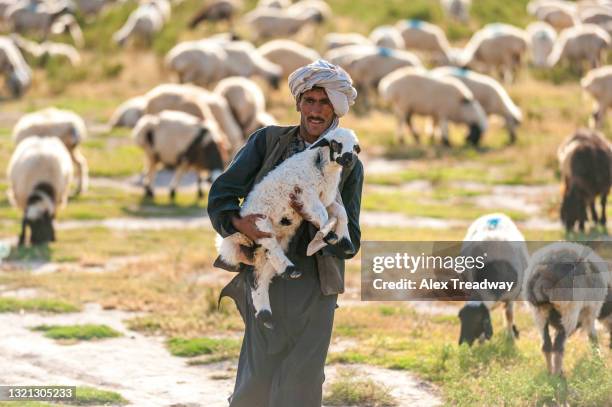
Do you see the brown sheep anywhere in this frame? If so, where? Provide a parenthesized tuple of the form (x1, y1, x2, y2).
(558, 128, 612, 232)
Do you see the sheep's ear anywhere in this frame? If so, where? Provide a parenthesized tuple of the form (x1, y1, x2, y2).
(354, 144, 361, 154)
(311, 137, 330, 149)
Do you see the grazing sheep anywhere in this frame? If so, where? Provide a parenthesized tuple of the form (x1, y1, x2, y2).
(580, 7, 612, 35)
(378, 66, 488, 146)
(395, 19, 452, 64)
(557, 128, 612, 232)
(189, 0, 241, 29)
(242, 6, 323, 40)
(582, 65, 612, 128)
(12, 107, 88, 196)
(132, 110, 227, 200)
(215, 127, 359, 328)
(7, 136, 73, 246)
(0, 36, 32, 98)
(369, 25, 405, 49)
(5, 0, 73, 38)
(257, 39, 320, 79)
(432, 67, 522, 143)
(441, 0, 471, 22)
(109, 95, 148, 128)
(536, 2, 578, 30)
(165, 39, 282, 89)
(527, 22, 557, 67)
(324, 32, 372, 51)
(457, 23, 529, 83)
(547, 24, 611, 71)
(525, 242, 611, 375)
(76, 0, 115, 16)
(11, 34, 81, 66)
(458, 213, 529, 346)
(258, 0, 290, 8)
(286, 0, 331, 20)
(113, 0, 170, 47)
(324, 44, 375, 68)
(214, 76, 276, 139)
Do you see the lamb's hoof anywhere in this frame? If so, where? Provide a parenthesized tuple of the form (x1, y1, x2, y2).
(144, 186, 154, 198)
(256, 310, 274, 329)
(336, 237, 355, 255)
(512, 325, 520, 339)
(281, 265, 301, 280)
(323, 231, 338, 245)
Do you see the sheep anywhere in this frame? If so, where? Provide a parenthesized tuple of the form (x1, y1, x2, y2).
(0, 36, 32, 98)
(378, 66, 488, 146)
(557, 128, 612, 232)
(11, 34, 81, 66)
(535, 2, 578, 30)
(458, 213, 529, 346)
(189, 0, 242, 29)
(257, 39, 320, 79)
(582, 65, 612, 128)
(4, 0, 73, 39)
(214, 76, 276, 139)
(324, 32, 372, 51)
(369, 25, 405, 49)
(580, 7, 612, 36)
(547, 24, 611, 71)
(394, 19, 452, 64)
(525, 242, 611, 375)
(109, 95, 148, 128)
(324, 44, 375, 68)
(165, 39, 282, 89)
(432, 66, 522, 143)
(242, 6, 323, 40)
(113, 0, 170, 47)
(7, 136, 73, 246)
(457, 23, 529, 83)
(441, 0, 471, 22)
(257, 0, 290, 8)
(215, 127, 359, 328)
(12, 107, 89, 196)
(527, 22, 557, 67)
(76, 0, 115, 16)
(286, 0, 332, 20)
(132, 110, 227, 200)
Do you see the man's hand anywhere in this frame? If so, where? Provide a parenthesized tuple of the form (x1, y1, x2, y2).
(231, 214, 272, 241)
(289, 186, 312, 222)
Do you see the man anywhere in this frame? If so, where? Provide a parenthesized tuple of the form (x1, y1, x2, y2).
(207, 59, 363, 407)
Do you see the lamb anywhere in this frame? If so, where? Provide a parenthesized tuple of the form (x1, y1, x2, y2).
(109, 95, 148, 128)
(525, 242, 611, 374)
(214, 76, 277, 139)
(547, 24, 611, 71)
(458, 213, 529, 346)
(582, 65, 612, 128)
(527, 22, 557, 67)
(257, 39, 320, 79)
(557, 128, 612, 232)
(7, 136, 73, 246)
(0, 36, 32, 98)
(132, 110, 227, 200)
(432, 66, 522, 143)
(189, 0, 241, 29)
(323, 32, 372, 51)
(378, 66, 488, 146)
(457, 23, 529, 83)
(113, 0, 170, 47)
(440, 0, 471, 22)
(369, 25, 405, 49)
(215, 127, 360, 328)
(394, 19, 452, 64)
(12, 107, 88, 196)
(242, 6, 324, 40)
(165, 39, 282, 89)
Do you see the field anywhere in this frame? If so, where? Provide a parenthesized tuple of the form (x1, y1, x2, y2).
(0, 0, 611, 406)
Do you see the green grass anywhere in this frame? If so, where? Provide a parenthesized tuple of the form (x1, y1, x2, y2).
(167, 336, 241, 359)
(0, 297, 79, 313)
(33, 324, 121, 341)
(323, 367, 398, 407)
(71, 386, 128, 405)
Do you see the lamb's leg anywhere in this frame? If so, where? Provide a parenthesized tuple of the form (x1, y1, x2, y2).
(325, 193, 354, 254)
(70, 147, 89, 196)
(394, 109, 406, 144)
(552, 325, 566, 376)
(168, 162, 189, 201)
(250, 261, 276, 329)
(439, 118, 450, 147)
(590, 200, 599, 225)
(254, 218, 301, 279)
(505, 301, 519, 339)
(403, 110, 419, 144)
(143, 154, 157, 198)
(541, 321, 553, 374)
(18, 217, 27, 247)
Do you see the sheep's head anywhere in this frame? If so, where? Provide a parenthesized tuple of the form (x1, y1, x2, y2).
(458, 302, 492, 346)
(189, 126, 225, 182)
(310, 127, 360, 168)
(23, 183, 56, 246)
(460, 97, 488, 146)
(560, 184, 586, 232)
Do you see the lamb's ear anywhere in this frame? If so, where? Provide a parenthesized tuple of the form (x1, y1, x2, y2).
(354, 144, 361, 154)
(310, 137, 330, 149)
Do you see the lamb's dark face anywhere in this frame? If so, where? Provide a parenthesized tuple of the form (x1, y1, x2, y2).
(312, 128, 360, 168)
(458, 303, 492, 346)
(561, 185, 586, 231)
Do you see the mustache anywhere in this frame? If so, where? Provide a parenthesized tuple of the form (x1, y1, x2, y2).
(307, 116, 325, 121)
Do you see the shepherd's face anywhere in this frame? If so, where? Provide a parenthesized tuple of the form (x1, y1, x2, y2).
(297, 87, 335, 139)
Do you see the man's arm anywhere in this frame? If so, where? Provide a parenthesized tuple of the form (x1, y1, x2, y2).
(207, 128, 268, 237)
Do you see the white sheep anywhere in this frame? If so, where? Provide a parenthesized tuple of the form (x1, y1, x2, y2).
(432, 66, 523, 143)
(441, 0, 471, 22)
(0, 35, 32, 98)
(457, 23, 530, 83)
(527, 22, 557, 67)
(4, 0, 73, 38)
(323, 32, 372, 51)
(242, 6, 323, 40)
(76, 0, 115, 16)
(378, 66, 488, 146)
(12, 107, 88, 196)
(580, 8, 612, 37)
(109, 95, 148, 128)
(132, 110, 227, 200)
(525, 242, 611, 375)
(582, 65, 612, 127)
(534, 1, 578, 30)
(7, 136, 73, 246)
(286, 0, 332, 20)
(547, 24, 611, 71)
(458, 213, 529, 345)
(257, 39, 320, 78)
(189, 0, 241, 29)
(394, 19, 452, 64)
(214, 76, 276, 139)
(215, 127, 360, 328)
(257, 0, 290, 8)
(113, 0, 170, 47)
(369, 25, 405, 49)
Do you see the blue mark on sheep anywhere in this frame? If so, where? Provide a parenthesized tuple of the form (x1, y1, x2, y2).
(486, 217, 501, 230)
(488, 23, 504, 37)
(378, 47, 393, 58)
(453, 67, 470, 77)
(407, 19, 423, 29)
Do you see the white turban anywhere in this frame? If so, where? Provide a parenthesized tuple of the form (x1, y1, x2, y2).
(288, 59, 357, 117)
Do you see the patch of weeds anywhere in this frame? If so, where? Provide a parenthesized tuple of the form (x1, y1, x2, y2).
(70, 386, 128, 405)
(33, 324, 121, 341)
(0, 297, 79, 313)
(167, 337, 241, 358)
(323, 367, 397, 407)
